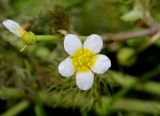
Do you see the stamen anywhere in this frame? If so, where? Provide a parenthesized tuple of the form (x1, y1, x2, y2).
(20, 44, 28, 52)
(71, 48, 97, 72)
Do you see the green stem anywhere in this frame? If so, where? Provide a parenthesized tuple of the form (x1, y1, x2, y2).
(34, 92, 46, 116)
(36, 35, 62, 42)
(103, 65, 160, 115)
(96, 97, 160, 115)
(1, 100, 30, 116)
(0, 87, 23, 99)
(35, 35, 87, 42)
(109, 71, 160, 96)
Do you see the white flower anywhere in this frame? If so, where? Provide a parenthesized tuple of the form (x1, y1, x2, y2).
(2, 19, 27, 37)
(58, 34, 111, 90)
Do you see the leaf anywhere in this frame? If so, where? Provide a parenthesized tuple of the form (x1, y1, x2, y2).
(121, 5, 143, 22)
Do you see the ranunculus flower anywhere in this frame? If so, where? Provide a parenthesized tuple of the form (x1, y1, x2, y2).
(58, 34, 111, 90)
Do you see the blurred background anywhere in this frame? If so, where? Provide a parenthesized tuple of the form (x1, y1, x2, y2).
(0, 0, 160, 116)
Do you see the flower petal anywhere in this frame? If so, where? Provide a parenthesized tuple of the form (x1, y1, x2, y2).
(64, 34, 82, 55)
(83, 34, 103, 54)
(2, 19, 24, 36)
(58, 57, 75, 77)
(91, 54, 111, 74)
(76, 70, 94, 90)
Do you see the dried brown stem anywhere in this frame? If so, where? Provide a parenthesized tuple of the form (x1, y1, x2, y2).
(102, 10, 160, 42)
(102, 26, 160, 42)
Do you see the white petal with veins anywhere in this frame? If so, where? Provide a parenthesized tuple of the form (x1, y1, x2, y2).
(2, 19, 24, 36)
(76, 70, 94, 90)
(64, 34, 82, 55)
(91, 54, 111, 74)
(58, 57, 75, 77)
(83, 34, 103, 54)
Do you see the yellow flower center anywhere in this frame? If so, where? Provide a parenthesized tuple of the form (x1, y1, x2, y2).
(16, 27, 27, 37)
(71, 48, 97, 72)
